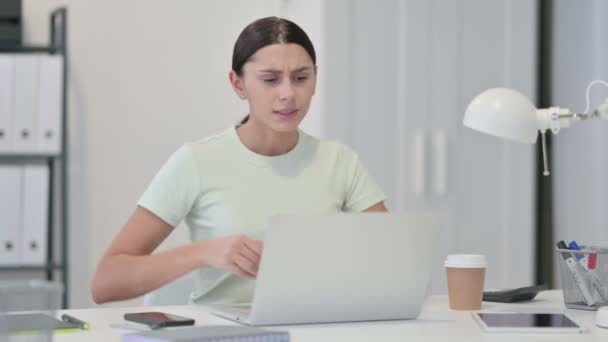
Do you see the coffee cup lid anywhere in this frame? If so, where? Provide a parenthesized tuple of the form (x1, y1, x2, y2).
(444, 254, 487, 268)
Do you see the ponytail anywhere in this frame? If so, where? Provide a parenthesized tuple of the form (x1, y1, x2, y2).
(236, 115, 249, 128)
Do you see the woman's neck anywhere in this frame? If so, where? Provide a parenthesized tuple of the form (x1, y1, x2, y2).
(236, 119, 299, 156)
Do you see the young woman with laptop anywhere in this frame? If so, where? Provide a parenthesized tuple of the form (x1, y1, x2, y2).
(91, 16, 387, 306)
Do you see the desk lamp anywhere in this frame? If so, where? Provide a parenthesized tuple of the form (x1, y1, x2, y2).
(463, 80, 608, 175)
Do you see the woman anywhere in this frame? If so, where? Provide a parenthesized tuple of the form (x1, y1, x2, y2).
(91, 16, 387, 305)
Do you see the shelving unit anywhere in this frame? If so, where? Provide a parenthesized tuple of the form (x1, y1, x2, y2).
(0, 7, 69, 308)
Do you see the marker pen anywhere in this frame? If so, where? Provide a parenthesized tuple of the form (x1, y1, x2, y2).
(568, 241, 589, 271)
(61, 314, 90, 330)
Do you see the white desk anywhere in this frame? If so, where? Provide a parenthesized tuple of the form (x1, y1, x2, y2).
(7, 290, 608, 341)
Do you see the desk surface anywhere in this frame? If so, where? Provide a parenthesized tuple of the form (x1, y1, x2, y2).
(5, 290, 608, 341)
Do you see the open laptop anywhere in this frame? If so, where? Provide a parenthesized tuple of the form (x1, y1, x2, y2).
(208, 212, 443, 326)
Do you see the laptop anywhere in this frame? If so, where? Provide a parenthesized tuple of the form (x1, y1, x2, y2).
(208, 212, 443, 326)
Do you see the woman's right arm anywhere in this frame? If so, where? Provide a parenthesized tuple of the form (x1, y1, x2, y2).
(91, 206, 263, 304)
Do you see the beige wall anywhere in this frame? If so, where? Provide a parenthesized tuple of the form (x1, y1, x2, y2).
(22, 0, 325, 309)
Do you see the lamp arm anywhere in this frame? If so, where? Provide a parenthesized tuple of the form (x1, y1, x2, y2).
(535, 108, 588, 177)
(596, 98, 608, 120)
(537, 106, 605, 136)
(546, 79, 608, 128)
(554, 112, 594, 120)
(533, 79, 608, 177)
(584, 80, 608, 114)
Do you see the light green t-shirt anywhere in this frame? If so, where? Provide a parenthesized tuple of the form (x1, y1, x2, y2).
(137, 127, 386, 304)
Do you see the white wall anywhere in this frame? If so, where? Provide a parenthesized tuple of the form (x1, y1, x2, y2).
(22, 0, 324, 309)
(552, 0, 608, 284)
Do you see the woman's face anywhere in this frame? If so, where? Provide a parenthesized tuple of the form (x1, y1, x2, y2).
(232, 43, 316, 133)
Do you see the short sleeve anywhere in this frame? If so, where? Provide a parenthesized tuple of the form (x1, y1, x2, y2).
(137, 144, 201, 227)
(341, 146, 387, 212)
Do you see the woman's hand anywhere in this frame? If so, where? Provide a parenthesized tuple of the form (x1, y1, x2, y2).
(201, 235, 264, 278)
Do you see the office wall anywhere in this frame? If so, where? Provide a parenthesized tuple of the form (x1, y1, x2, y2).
(552, 0, 608, 283)
(324, 0, 536, 292)
(22, 0, 325, 308)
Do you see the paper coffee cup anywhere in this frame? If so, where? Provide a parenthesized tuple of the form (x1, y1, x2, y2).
(445, 254, 487, 310)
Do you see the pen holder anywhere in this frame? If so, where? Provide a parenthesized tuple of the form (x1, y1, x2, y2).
(556, 245, 608, 311)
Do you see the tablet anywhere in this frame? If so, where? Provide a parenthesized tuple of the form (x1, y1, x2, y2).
(473, 312, 583, 333)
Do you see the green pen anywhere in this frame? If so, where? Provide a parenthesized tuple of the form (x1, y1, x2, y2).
(61, 314, 90, 330)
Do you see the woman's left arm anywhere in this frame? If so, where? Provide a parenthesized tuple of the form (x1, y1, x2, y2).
(364, 201, 388, 212)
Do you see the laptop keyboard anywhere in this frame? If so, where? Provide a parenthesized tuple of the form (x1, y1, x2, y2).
(220, 305, 251, 318)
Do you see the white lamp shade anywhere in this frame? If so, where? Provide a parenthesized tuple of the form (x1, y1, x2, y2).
(463, 88, 538, 143)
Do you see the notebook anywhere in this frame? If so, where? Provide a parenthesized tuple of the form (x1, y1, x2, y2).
(121, 325, 289, 342)
(0, 313, 80, 335)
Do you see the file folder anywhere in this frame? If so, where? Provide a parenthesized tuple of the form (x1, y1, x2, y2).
(12, 55, 39, 153)
(0, 55, 14, 152)
(0, 313, 81, 335)
(36, 55, 63, 154)
(0, 165, 23, 265)
(20, 163, 49, 265)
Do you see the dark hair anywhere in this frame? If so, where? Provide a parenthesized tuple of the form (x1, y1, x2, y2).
(232, 17, 317, 126)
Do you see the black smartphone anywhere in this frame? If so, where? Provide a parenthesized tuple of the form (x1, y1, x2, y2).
(123, 312, 195, 328)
